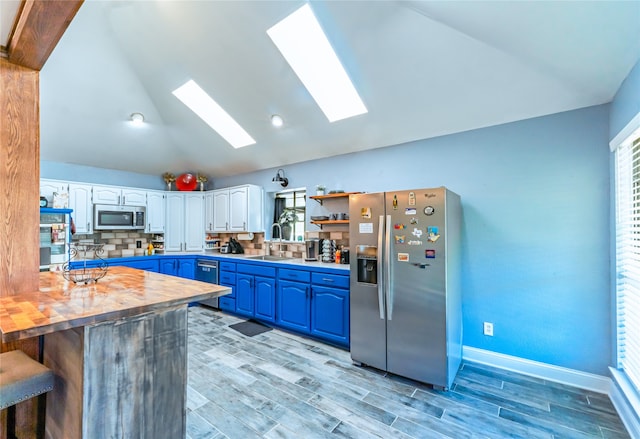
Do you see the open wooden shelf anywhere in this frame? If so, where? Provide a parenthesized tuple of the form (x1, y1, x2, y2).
(309, 192, 361, 205)
(310, 219, 350, 226)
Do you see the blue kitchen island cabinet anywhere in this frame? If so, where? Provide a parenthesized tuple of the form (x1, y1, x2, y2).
(236, 264, 277, 322)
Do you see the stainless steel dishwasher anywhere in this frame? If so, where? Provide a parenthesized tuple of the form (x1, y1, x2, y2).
(195, 259, 219, 308)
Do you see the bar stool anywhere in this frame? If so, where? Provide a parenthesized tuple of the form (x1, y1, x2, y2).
(0, 350, 54, 439)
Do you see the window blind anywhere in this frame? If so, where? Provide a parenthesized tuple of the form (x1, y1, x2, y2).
(616, 135, 640, 391)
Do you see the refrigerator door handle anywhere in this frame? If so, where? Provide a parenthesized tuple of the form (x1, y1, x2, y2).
(377, 215, 385, 320)
(385, 214, 393, 320)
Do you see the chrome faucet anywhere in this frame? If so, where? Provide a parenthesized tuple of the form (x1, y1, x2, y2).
(269, 223, 284, 257)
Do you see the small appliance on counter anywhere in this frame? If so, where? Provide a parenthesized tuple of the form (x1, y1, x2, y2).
(305, 239, 320, 261)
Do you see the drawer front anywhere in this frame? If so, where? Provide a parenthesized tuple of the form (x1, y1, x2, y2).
(311, 272, 349, 289)
(220, 261, 236, 272)
(219, 297, 236, 313)
(278, 268, 310, 283)
(219, 271, 236, 285)
(237, 263, 276, 277)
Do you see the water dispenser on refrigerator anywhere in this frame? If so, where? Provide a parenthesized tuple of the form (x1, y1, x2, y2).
(356, 245, 377, 284)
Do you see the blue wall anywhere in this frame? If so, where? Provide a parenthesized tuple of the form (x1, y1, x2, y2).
(610, 58, 640, 142)
(217, 105, 612, 375)
(41, 160, 166, 190)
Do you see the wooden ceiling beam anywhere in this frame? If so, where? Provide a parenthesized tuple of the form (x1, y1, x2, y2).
(7, 0, 83, 71)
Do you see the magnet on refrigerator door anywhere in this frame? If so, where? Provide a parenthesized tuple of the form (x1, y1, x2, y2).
(395, 235, 406, 244)
(408, 192, 416, 206)
(398, 253, 409, 262)
(425, 249, 436, 258)
(427, 226, 440, 242)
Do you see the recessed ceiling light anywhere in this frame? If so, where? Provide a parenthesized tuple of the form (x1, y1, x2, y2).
(172, 79, 256, 149)
(130, 112, 144, 126)
(271, 114, 284, 128)
(267, 4, 367, 123)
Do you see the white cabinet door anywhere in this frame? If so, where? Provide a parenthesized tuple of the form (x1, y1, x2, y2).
(40, 179, 68, 206)
(164, 193, 184, 252)
(229, 186, 248, 231)
(184, 193, 204, 251)
(122, 189, 146, 206)
(146, 191, 165, 233)
(92, 185, 120, 205)
(204, 191, 214, 232)
(68, 183, 93, 234)
(213, 189, 229, 232)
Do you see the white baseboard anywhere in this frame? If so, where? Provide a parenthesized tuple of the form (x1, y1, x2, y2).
(609, 368, 640, 438)
(462, 346, 611, 394)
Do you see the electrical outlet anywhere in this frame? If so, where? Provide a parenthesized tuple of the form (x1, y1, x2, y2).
(483, 322, 494, 336)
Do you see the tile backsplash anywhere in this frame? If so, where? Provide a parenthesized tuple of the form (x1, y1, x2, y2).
(216, 231, 349, 259)
(72, 230, 350, 260)
(71, 231, 157, 259)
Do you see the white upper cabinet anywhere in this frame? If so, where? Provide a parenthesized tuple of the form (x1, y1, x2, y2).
(165, 193, 185, 252)
(184, 193, 205, 251)
(212, 189, 229, 232)
(205, 191, 215, 233)
(40, 179, 68, 207)
(93, 184, 146, 206)
(146, 190, 165, 234)
(165, 193, 204, 252)
(68, 183, 93, 234)
(213, 185, 263, 232)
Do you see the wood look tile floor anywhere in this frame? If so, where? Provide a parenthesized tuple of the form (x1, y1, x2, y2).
(186, 306, 629, 439)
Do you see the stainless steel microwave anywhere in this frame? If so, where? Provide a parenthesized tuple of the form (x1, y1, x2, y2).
(94, 204, 145, 230)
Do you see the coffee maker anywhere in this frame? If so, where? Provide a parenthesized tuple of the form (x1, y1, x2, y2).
(305, 239, 320, 261)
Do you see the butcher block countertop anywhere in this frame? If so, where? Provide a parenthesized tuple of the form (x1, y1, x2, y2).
(0, 266, 230, 342)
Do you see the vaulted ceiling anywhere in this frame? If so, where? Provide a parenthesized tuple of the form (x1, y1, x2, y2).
(36, 1, 640, 178)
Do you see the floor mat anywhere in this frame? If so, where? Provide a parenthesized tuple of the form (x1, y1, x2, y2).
(229, 320, 273, 337)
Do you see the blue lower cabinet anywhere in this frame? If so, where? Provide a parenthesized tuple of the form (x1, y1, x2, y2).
(122, 259, 159, 272)
(159, 258, 177, 275)
(254, 277, 276, 323)
(159, 257, 195, 279)
(236, 274, 276, 321)
(276, 280, 310, 333)
(219, 296, 236, 312)
(177, 258, 195, 279)
(219, 263, 237, 313)
(311, 285, 349, 346)
(236, 274, 254, 317)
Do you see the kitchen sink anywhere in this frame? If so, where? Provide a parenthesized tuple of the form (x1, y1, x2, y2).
(245, 255, 292, 261)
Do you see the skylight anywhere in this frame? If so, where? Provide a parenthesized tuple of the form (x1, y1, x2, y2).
(267, 4, 367, 123)
(172, 80, 256, 149)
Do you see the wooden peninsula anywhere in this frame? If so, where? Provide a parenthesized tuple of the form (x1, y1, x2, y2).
(0, 266, 230, 439)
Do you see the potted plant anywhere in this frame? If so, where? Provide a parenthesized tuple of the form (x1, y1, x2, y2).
(316, 185, 326, 196)
(278, 208, 297, 240)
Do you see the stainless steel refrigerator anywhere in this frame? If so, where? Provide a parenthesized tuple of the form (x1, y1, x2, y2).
(349, 187, 462, 389)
